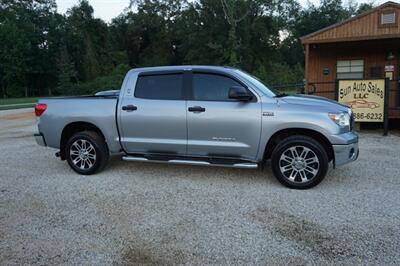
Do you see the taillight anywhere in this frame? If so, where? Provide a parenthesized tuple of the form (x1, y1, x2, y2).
(35, 103, 47, 117)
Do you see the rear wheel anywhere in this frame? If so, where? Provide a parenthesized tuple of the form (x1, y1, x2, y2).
(66, 131, 109, 175)
(271, 135, 329, 189)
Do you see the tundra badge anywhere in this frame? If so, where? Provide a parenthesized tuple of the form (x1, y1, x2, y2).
(263, 112, 274, 116)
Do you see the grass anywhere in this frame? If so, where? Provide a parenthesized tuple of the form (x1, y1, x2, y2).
(0, 97, 38, 105)
(0, 97, 38, 110)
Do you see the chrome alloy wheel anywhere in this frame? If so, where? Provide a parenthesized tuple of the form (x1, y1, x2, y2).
(279, 146, 319, 183)
(69, 139, 96, 170)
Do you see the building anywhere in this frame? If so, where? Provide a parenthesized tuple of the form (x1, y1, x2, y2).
(301, 1, 400, 119)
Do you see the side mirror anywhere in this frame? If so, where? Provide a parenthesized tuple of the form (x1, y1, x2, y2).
(229, 86, 253, 101)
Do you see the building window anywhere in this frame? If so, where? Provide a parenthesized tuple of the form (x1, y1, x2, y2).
(379, 10, 397, 27)
(381, 11, 396, 25)
(337, 60, 364, 80)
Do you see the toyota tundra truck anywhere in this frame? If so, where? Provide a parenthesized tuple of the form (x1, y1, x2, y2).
(34, 65, 359, 189)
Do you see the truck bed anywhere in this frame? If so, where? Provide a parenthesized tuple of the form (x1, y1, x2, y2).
(37, 96, 122, 153)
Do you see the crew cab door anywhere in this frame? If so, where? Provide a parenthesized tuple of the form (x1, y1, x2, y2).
(118, 71, 187, 155)
(186, 72, 262, 160)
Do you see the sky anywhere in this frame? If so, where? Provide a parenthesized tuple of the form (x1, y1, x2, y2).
(56, 0, 388, 23)
(56, 0, 130, 22)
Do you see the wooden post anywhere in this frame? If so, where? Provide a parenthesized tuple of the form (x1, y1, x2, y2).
(334, 79, 339, 101)
(383, 78, 389, 136)
(304, 44, 309, 94)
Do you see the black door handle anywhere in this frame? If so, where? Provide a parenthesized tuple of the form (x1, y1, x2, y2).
(188, 106, 206, 112)
(122, 105, 137, 111)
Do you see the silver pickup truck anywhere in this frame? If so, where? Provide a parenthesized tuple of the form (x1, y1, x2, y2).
(34, 65, 358, 189)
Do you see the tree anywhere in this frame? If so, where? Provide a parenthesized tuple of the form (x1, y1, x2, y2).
(0, 0, 377, 97)
(55, 45, 77, 95)
(66, 0, 113, 81)
(220, 0, 249, 66)
(0, 0, 58, 97)
(356, 2, 374, 15)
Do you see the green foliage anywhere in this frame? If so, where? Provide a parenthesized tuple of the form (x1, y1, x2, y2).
(0, 0, 58, 97)
(55, 45, 77, 95)
(68, 64, 130, 95)
(260, 63, 304, 86)
(0, 0, 377, 98)
(0, 97, 38, 106)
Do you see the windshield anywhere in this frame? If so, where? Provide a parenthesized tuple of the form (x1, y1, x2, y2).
(235, 70, 281, 97)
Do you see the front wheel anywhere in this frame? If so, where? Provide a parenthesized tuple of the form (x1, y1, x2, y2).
(271, 135, 329, 189)
(65, 131, 109, 175)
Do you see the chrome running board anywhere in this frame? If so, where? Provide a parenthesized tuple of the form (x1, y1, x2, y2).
(122, 156, 258, 169)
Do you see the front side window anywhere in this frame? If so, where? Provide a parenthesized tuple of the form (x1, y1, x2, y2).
(337, 60, 364, 80)
(193, 73, 245, 101)
(135, 74, 183, 100)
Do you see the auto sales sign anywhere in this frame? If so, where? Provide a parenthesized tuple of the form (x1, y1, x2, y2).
(338, 79, 386, 122)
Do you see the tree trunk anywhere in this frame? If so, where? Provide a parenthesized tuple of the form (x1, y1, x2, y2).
(0, 79, 4, 98)
(228, 24, 239, 67)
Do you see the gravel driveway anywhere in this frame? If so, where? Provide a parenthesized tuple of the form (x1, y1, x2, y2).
(1, 108, 399, 265)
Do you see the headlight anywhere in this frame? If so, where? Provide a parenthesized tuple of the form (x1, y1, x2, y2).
(328, 112, 350, 129)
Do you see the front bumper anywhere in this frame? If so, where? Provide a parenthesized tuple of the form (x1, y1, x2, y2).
(333, 141, 359, 167)
(34, 133, 47, 147)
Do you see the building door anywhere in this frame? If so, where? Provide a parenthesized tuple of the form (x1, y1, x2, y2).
(398, 52, 400, 107)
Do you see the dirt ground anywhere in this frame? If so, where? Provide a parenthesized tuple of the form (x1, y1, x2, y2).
(1, 108, 399, 265)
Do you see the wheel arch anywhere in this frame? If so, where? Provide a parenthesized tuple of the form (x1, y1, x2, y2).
(60, 121, 108, 160)
(263, 128, 334, 162)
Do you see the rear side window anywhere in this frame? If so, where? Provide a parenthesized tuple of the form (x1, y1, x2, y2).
(193, 73, 244, 101)
(135, 74, 183, 100)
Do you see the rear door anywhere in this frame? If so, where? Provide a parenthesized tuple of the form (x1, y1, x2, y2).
(186, 72, 262, 160)
(119, 71, 187, 155)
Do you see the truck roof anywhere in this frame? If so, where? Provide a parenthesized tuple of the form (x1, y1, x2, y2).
(130, 65, 239, 73)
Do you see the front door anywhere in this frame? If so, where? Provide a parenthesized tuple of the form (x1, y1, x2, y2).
(119, 72, 187, 155)
(186, 72, 262, 160)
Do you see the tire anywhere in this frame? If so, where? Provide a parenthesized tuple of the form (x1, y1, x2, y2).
(65, 131, 109, 175)
(271, 135, 329, 189)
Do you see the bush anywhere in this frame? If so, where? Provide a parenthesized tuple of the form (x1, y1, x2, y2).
(256, 63, 304, 86)
(67, 64, 130, 95)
